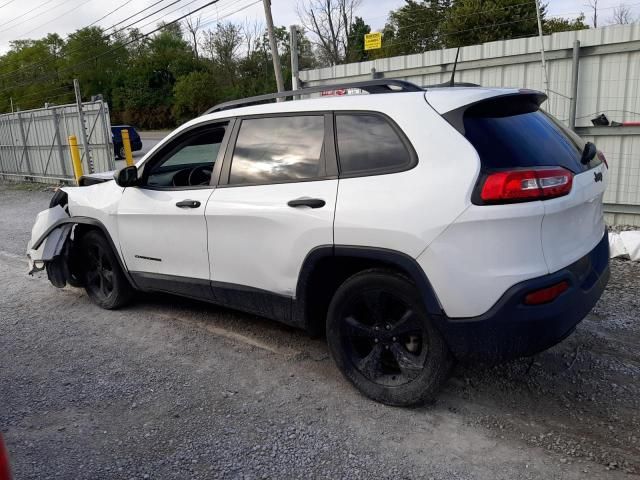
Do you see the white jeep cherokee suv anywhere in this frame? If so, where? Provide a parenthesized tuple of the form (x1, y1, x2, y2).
(27, 80, 610, 406)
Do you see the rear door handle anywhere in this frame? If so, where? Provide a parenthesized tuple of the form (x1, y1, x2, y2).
(176, 199, 201, 208)
(287, 198, 326, 209)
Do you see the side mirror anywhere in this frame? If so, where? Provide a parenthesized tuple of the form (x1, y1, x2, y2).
(114, 165, 138, 187)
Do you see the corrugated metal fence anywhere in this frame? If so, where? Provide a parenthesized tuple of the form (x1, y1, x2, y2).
(0, 100, 115, 184)
(300, 24, 640, 226)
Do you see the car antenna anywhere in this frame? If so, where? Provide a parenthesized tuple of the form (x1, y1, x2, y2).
(449, 47, 461, 87)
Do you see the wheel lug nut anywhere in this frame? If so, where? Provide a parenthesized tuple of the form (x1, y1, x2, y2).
(392, 337, 397, 342)
(385, 325, 391, 330)
(374, 338, 379, 343)
(384, 345, 389, 350)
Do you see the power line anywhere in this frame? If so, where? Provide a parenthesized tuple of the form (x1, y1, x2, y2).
(0, 0, 19, 9)
(0, 0, 65, 30)
(18, 0, 101, 38)
(87, 0, 137, 28)
(0, 0, 237, 82)
(198, 0, 261, 27)
(110, 0, 189, 34)
(342, 0, 537, 40)
(113, 0, 204, 34)
(0, 0, 228, 92)
(103, 0, 169, 31)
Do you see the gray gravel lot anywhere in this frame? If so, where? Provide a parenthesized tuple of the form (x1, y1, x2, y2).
(1, 181, 639, 479)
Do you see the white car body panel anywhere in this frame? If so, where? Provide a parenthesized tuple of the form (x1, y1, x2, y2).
(206, 180, 338, 296)
(541, 164, 607, 272)
(417, 201, 548, 318)
(117, 187, 215, 279)
(62, 181, 124, 248)
(333, 96, 477, 256)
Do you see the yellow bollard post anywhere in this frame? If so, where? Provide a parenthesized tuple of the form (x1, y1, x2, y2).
(121, 129, 134, 167)
(68, 135, 83, 185)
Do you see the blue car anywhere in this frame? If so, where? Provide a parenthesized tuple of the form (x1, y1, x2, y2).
(112, 125, 142, 159)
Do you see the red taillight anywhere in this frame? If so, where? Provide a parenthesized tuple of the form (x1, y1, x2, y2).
(480, 167, 573, 203)
(524, 281, 569, 305)
(597, 150, 608, 169)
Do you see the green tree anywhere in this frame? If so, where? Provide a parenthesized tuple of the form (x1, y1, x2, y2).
(442, 0, 540, 48)
(543, 14, 589, 34)
(380, 0, 449, 56)
(346, 17, 371, 62)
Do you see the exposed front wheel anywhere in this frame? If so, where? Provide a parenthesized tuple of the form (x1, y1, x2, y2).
(326, 269, 452, 406)
(118, 146, 126, 159)
(79, 230, 132, 309)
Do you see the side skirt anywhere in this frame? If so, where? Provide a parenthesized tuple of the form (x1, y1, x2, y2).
(129, 272, 296, 327)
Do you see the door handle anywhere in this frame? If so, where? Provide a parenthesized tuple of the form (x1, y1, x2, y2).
(287, 198, 326, 209)
(176, 199, 201, 208)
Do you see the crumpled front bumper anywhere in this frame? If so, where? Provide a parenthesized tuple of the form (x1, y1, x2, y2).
(26, 205, 72, 274)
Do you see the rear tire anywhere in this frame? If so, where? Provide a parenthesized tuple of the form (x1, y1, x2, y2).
(79, 230, 132, 309)
(326, 269, 452, 406)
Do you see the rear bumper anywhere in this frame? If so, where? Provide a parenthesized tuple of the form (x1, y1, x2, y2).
(436, 231, 610, 361)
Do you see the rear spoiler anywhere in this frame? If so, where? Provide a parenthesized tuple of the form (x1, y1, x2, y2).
(441, 91, 547, 135)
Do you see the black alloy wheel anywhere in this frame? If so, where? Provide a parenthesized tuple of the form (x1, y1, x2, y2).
(85, 242, 115, 302)
(80, 230, 132, 309)
(327, 269, 452, 406)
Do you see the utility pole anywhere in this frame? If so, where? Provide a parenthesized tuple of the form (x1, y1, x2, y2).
(534, 0, 550, 98)
(73, 78, 94, 173)
(289, 25, 300, 98)
(262, 0, 285, 96)
(10, 97, 14, 113)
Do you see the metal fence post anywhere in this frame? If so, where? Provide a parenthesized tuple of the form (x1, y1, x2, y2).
(51, 108, 68, 177)
(16, 112, 32, 175)
(74, 79, 94, 173)
(569, 40, 581, 132)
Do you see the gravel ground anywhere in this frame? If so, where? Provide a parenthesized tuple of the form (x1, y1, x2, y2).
(1, 181, 639, 479)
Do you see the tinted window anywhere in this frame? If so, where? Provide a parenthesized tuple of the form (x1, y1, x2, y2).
(464, 110, 590, 173)
(229, 116, 324, 185)
(336, 114, 411, 175)
(146, 126, 226, 187)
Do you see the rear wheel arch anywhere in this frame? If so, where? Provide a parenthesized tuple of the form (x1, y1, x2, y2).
(295, 246, 443, 336)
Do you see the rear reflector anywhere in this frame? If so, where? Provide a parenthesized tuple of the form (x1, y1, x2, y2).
(480, 167, 573, 203)
(0, 434, 10, 480)
(524, 281, 569, 305)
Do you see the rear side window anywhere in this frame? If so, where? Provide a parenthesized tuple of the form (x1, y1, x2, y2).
(336, 114, 413, 176)
(464, 109, 592, 173)
(229, 116, 324, 185)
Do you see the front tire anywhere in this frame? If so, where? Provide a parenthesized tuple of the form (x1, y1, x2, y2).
(326, 269, 452, 406)
(79, 230, 132, 309)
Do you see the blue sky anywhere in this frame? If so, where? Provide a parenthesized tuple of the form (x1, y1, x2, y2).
(0, 0, 638, 53)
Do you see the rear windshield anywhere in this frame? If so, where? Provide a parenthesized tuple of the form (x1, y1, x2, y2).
(464, 109, 593, 173)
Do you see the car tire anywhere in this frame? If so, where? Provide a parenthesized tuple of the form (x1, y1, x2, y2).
(326, 269, 452, 406)
(79, 230, 132, 309)
(119, 146, 126, 159)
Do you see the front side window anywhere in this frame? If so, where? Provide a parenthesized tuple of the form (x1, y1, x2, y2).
(145, 124, 227, 188)
(229, 116, 325, 185)
(336, 114, 412, 176)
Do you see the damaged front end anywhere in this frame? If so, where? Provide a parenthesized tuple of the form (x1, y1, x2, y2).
(26, 192, 82, 288)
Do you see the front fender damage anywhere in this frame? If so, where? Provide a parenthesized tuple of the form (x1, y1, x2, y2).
(26, 205, 77, 287)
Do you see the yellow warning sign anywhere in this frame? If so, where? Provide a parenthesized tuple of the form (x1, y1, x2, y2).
(364, 32, 382, 51)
